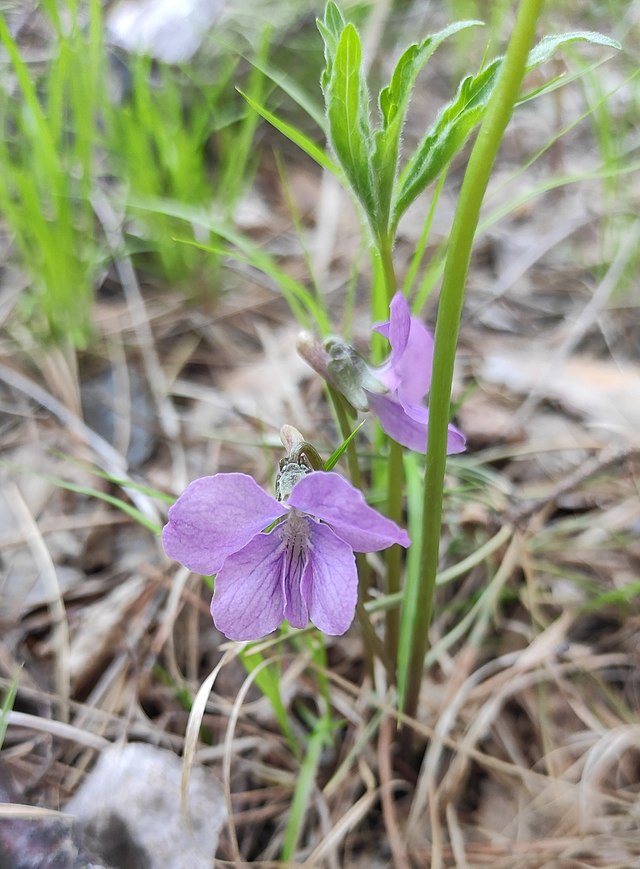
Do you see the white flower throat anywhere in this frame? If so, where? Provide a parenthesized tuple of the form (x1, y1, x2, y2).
(279, 508, 312, 554)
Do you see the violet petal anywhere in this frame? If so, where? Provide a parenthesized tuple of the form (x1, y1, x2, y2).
(301, 523, 358, 635)
(366, 390, 429, 452)
(287, 471, 410, 551)
(367, 391, 466, 454)
(162, 473, 286, 575)
(371, 293, 434, 404)
(210, 530, 285, 640)
(388, 293, 434, 404)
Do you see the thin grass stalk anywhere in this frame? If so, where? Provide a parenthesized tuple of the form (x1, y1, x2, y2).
(402, 0, 545, 722)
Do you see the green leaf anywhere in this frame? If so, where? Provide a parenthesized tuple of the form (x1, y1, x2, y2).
(392, 59, 500, 228)
(317, 1, 346, 91)
(324, 23, 376, 219)
(372, 20, 482, 234)
(391, 29, 621, 230)
(527, 30, 621, 66)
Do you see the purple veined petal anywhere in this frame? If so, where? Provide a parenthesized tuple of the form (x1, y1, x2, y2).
(210, 530, 286, 640)
(280, 513, 311, 629)
(367, 391, 466, 455)
(301, 522, 358, 635)
(287, 471, 410, 552)
(162, 473, 286, 575)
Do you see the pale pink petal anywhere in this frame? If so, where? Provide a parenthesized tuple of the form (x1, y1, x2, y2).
(301, 523, 358, 635)
(287, 471, 410, 551)
(210, 531, 285, 640)
(163, 473, 286, 575)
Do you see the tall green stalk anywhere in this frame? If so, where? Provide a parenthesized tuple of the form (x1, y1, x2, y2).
(378, 237, 405, 669)
(402, 0, 545, 720)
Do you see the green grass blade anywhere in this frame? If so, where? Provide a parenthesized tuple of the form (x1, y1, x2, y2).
(42, 474, 162, 534)
(238, 89, 341, 176)
(280, 720, 331, 861)
(324, 420, 367, 471)
(242, 55, 326, 130)
(239, 646, 299, 756)
(0, 670, 20, 750)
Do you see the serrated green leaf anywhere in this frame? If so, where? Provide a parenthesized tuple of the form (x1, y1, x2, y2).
(392, 60, 499, 228)
(528, 30, 621, 66)
(391, 29, 620, 229)
(326, 23, 376, 218)
(372, 19, 482, 235)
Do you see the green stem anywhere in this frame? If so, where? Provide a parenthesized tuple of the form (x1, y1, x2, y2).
(328, 386, 363, 490)
(327, 386, 377, 678)
(402, 0, 544, 721)
(378, 236, 405, 671)
(378, 234, 397, 306)
(385, 440, 403, 670)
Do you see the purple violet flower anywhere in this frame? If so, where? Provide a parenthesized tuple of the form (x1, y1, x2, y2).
(364, 292, 466, 455)
(162, 470, 410, 641)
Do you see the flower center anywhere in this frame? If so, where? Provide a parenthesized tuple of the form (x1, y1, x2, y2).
(279, 508, 311, 553)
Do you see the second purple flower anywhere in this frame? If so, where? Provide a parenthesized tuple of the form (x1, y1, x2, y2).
(298, 292, 466, 455)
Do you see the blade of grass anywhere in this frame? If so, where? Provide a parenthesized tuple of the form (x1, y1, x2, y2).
(239, 88, 341, 176)
(0, 670, 20, 750)
(280, 717, 332, 861)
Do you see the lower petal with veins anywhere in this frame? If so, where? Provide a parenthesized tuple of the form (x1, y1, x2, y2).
(301, 523, 358, 635)
(211, 531, 285, 641)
